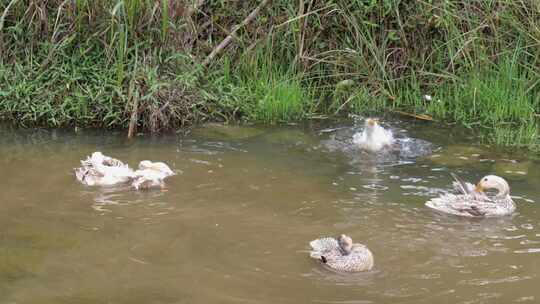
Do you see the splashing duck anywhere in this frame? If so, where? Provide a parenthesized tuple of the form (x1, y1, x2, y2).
(75, 152, 135, 186)
(132, 160, 176, 190)
(426, 174, 515, 217)
(75, 152, 175, 190)
(309, 234, 374, 272)
(353, 118, 395, 152)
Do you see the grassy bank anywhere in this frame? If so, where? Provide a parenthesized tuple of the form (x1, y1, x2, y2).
(0, 1, 538, 148)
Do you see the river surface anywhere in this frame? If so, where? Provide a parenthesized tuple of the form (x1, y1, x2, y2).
(1, 119, 539, 304)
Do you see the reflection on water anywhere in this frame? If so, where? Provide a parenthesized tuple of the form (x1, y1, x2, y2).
(0, 119, 539, 304)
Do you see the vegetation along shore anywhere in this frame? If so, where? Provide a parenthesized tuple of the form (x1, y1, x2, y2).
(0, 1, 538, 148)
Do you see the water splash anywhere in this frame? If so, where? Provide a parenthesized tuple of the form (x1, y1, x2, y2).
(352, 119, 395, 152)
(320, 118, 434, 167)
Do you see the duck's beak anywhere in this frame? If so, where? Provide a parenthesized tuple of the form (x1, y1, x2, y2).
(475, 182, 484, 193)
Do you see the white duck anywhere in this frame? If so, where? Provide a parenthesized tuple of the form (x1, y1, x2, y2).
(426, 174, 515, 217)
(353, 118, 394, 152)
(309, 234, 374, 272)
(131, 160, 176, 190)
(75, 152, 135, 186)
(75, 152, 175, 190)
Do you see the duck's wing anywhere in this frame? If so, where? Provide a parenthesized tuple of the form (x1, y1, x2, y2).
(75, 167, 88, 183)
(76, 155, 104, 185)
(131, 169, 164, 190)
(426, 193, 484, 217)
(469, 196, 515, 216)
(134, 169, 162, 179)
(455, 204, 487, 217)
(134, 167, 172, 180)
(427, 192, 510, 217)
(131, 176, 159, 190)
(82, 152, 125, 169)
(75, 153, 135, 186)
(451, 173, 476, 195)
(457, 200, 515, 217)
(80, 155, 94, 167)
(154, 162, 176, 176)
(87, 154, 133, 179)
(382, 128, 395, 145)
(102, 155, 126, 167)
(98, 165, 134, 180)
(75, 166, 106, 186)
(325, 245, 374, 272)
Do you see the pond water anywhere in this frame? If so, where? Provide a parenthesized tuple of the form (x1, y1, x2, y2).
(1, 119, 539, 304)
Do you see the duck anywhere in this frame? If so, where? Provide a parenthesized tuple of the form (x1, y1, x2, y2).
(425, 173, 515, 217)
(75, 152, 135, 186)
(75, 152, 175, 190)
(353, 118, 394, 152)
(309, 234, 374, 272)
(131, 160, 176, 190)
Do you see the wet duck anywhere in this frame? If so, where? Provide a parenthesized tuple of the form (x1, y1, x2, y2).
(75, 152, 175, 190)
(309, 234, 374, 272)
(75, 152, 135, 186)
(131, 160, 176, 190)
(353, 118, 394, 152)
(426, 174, 515, 217)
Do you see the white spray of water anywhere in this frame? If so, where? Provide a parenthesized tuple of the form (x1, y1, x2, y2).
(353, 118, 395, 152)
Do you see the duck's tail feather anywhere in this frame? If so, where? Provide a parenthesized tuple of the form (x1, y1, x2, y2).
(309, 250, 322, 260)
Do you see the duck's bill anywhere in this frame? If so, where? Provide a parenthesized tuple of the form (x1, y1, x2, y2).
(475, 183, 484, 193)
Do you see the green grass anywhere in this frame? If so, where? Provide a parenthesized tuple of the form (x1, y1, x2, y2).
(252, 77, 308, 123)
(220, 39, 312, 123)
(0, 0, 539, 149)
(0, 47, 124, 128)
(425, 53, 539, 147)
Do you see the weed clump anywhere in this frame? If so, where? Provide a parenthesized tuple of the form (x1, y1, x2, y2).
(0, 0, 538, 148)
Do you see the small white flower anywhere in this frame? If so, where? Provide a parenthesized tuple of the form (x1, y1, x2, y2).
(423, 95, 433, 101)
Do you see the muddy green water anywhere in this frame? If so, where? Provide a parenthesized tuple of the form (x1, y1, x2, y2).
(1, 121, 539, 304)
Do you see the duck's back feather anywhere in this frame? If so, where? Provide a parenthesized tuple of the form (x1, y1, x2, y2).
(309, 237, 373, 272)
(75, 152, 134, 186)
(426, 193, 515, 217)
(324, 245, 374, 272)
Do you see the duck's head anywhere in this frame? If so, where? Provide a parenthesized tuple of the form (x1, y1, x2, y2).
(364, 119, 380, 136)
(338, 234, 353, 254)
(365, 118, 379, 128)
(139, 161, 175, 176)
(475, 175, 510, 197)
